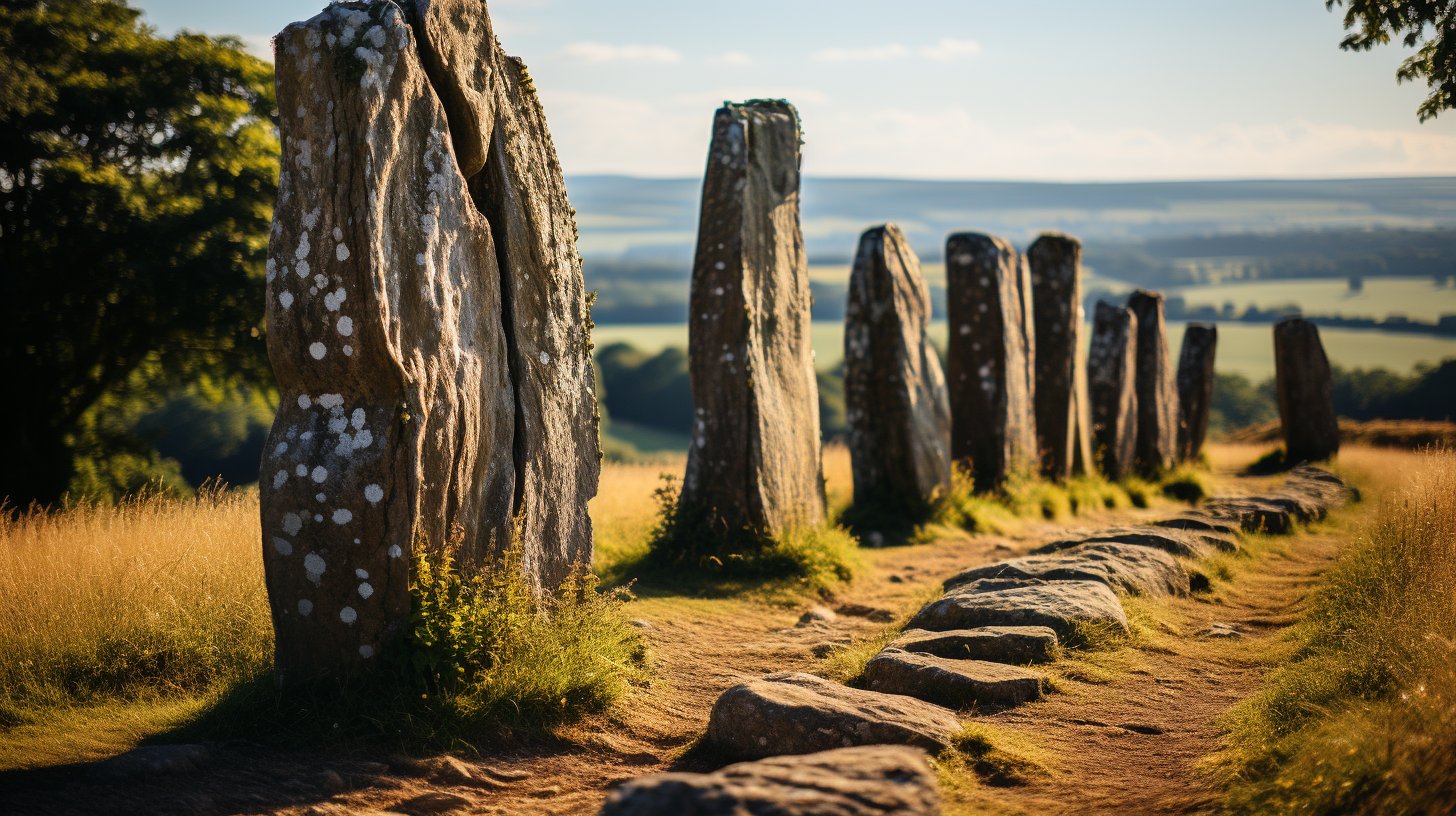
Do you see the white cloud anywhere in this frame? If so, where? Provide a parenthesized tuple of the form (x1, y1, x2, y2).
(714, 51, 753, 66)
(920, 38, 982, 62)
(812, 43, 911, 63)
(811, 40, 982, 63)
(559, 41, 681, 64)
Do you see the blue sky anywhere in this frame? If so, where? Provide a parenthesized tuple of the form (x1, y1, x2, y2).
(133, 0, 1456, 180)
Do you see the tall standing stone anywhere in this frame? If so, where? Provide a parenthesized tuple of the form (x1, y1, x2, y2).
(1087, 302, 1139, 480)
(1028, 233, 1090, 480)
(1128, 290, 1178, 474)
(261, 1, 598, 684)
(1274, 318, 1340, 463)
(844, 224, 952, 517)
(681, 101, 825, 536)
(945, 233, 1037, 490)
(1176, 323, 1218, 462)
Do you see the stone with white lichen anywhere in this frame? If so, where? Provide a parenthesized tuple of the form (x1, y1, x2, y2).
(1028, 233, 1093, 480)
(844, 224, 952, 517)
(1087, 301, 1139, 480)
(260, 0, 597, 684)
(1128, 289, 1179, 475)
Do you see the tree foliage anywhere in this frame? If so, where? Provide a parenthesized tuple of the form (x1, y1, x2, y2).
(0, 0, 278, 507)
(1328, 0, 1456, 121)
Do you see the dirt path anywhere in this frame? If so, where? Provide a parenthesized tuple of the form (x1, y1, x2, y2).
(0, 461, 1345, 816)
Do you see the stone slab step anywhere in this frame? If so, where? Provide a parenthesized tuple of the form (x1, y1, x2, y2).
(863, 648, 1045, 709)
(945, 541, 1190, 597)
(707, 672, 961, 760)
(598, 745, 941, 815)
(889, 626, 1058, 664)
(1031, 526, 1219, 559)
(905, 578, 1128, 639)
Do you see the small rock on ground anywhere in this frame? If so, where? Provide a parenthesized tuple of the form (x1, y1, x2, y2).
(598, 745, 941, 815)
(863, 648, 1045, 709)
(707, 672, 961, 760)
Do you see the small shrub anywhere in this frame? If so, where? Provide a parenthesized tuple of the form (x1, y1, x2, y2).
(1159, 466, 1210, 502)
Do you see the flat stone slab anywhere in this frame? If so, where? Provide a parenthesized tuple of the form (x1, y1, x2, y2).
(1284, 465, 1359, 505)
(905, 579, 1128, 639)
(598, 745, 941, 816)
(863, 648, 1045, 709)
(1031, 526, 1218, 559)
(1154, 514, 1242, 539)
(889, 626, 1058, 664)
(1200, 498, 1293, 534)
(944, 542, 1190, 597)
(707, 672, 961, 760)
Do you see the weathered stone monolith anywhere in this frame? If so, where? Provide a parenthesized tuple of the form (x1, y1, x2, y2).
(945, 233, 1038, 490)
(1127, 290, 1178, 474)
(1087, 302, 1139, 480)
(1273, 317, 1340, 463)
(261, 1, 598, 683)
(844, 224, 952, 517)
(1176, 323, 1218, 462)
(681, 101, 825, 535)
(1028, 233, 1090, 480)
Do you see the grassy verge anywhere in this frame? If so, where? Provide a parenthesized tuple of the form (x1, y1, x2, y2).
(0, 490, 647, 767)
(1216, 446, 1456, 815)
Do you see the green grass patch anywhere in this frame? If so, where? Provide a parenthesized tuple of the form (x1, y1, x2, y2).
(1215, 448, 1456, 815)
(937, 722, 1054, 793)
(627, 475, 860, 597)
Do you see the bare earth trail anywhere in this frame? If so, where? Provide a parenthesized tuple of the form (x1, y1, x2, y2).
(0, 458, 1343, 816)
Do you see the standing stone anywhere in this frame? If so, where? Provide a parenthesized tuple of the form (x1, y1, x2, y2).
(681, 101, 825, 536)
(1086, 302, 1139, 479)
(1028, 233, 1090, 480)
(1274, 318, 1340, 463)
(1127, 290, 1178, 474)
(945, 233, 1037, 490)
(1176, 323, 1218, 462)
(261, 1, 597, 684)
(844, 224, 952, 517)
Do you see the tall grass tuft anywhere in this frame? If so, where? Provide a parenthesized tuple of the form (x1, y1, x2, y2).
(1220, 446, 1456, 815)
(0, 485, 270, 726)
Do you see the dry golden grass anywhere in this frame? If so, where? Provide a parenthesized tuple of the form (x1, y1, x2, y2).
(590, 456, 685, 574)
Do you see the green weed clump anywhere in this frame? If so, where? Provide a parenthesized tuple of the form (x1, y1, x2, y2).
(638, 475, 859, 594)
(1218, 447, 1456, 815)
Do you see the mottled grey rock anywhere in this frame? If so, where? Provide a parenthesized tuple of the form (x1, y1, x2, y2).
(597, 746, 941, 816)
(1153, 514, 1242, 538)
(1128, 290, 1178, 474)
(681, 101, 825, 537)
(1087, 302, 1139, 479)
(1274, 318, 1340, 464)
(265, 4, 511, 681)
(1031, 526, 1221, 559)
(91, 744, 212, 780)
(905, 579, 1128, 639)
(889, 626, 1059, 664)
(945, 542, 1191, 597)
(1199, 499, 1293, 534)
(1028, 234, 1091, 480)
(863, 648, 1045, 709)
(1284, 465, 1359, 506)
(1176, 323, 1217, 462)
(945, 233, 1038, 489)
(707, 672, 960, 760)
(844, 224, 952, 514)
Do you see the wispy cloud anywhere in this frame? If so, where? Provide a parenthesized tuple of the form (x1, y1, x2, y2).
(713, 51, 753, 66)
(559, 41, 682, 64)
(812, 39, 982, 63)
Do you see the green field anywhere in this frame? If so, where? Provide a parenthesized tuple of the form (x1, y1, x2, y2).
(1170, 276, 1456, 322)
(593, 319, 1456, 382)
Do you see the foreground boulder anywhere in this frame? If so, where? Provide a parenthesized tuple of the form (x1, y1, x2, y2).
(844, 224, 952, 517)
(262, 1, 598, 682)
(707, 672, 960, 760)
(945, 233, 1038, 489)
(945, 542, 1191, 597)
(1028, 234, 1091, 479)
(598, 746, 941, 816)
(1176, 323, 1217, 462)
(1274, 317, 1340, 464)
(863, 649, 1045, 709)
(1127, 290, 1178, 474)
(680, 100, 825, 536)
(889, 626, 1059, 664)
(1087, 302, 1139, 479)
(905, 579, 1128, 639)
